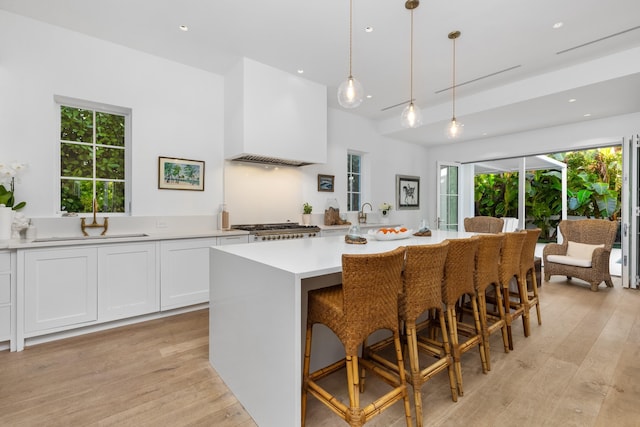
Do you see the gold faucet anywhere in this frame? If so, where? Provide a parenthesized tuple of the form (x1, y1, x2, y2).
(359, 202, 373, 224)
(81, 198, 109, 236)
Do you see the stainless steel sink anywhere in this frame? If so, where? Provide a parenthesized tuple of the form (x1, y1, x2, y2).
(33, 233, 149, 242)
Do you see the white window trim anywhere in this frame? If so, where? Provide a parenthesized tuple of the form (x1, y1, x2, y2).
(54, 95, 132, 216)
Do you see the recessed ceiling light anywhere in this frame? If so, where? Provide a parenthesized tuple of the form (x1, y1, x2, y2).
(297, 69, 304, 74)
(365, 26, 374, 33)
(568, 98, 576, 103)
(179, 25, 189, 32)
(583, 113, 592, 117)
(553, 22, 563, 29)
(366, 94, 373, 99)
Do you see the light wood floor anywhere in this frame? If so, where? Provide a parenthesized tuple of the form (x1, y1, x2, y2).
(2, 275, 640, 426)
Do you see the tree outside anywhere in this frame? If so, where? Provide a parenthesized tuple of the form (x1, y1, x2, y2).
(474, 147, 622, 241)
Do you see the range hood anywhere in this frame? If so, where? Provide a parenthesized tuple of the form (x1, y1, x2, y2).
(224, 58, 327, 167)
(230, 155, 312, 168)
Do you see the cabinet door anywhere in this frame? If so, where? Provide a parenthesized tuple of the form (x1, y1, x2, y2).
(217, 235, 249, 245)
(98, 243, 158, 321)
(24, 247, 98, 333)
(160, 238, 217, 310)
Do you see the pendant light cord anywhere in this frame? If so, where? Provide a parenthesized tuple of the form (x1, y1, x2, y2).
(348, 0, 353, 78)
(410, 9, 414, 104)
(452, 35, 456, 119)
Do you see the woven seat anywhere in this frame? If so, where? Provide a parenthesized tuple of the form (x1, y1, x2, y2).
(519, 228, 542, 336)
(498, 231, 527, 350)
(442, 237, 487, 396)
(363, 242, 456, 426)
(543, 219, 617, 291)
(473, 233, 509, 370)
(301, 247, 412, 427)
(463, 216, 505, 234)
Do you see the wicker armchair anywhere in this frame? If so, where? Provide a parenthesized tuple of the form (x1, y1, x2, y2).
(464, 216, 504, 233)
(543, 219, 618, 292)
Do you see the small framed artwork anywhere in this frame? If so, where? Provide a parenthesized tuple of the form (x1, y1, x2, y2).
(396, 174, 420, 210)
(158, 156, 205, 191)
(317, 174, 335, 192)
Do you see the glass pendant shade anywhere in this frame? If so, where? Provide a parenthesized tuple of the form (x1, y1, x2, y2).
(401, 102, 422, 128)
(447, 117, 464, 138)
(337, 76, 364, 108)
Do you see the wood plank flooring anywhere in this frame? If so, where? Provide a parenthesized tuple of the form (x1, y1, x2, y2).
(1, 275, 640, 426)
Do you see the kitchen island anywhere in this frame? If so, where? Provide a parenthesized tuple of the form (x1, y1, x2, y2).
(209, 230, 475, 427)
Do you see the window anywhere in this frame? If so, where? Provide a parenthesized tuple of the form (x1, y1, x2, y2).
(58, 99, 130, 214)
(347, 152, 361, 211)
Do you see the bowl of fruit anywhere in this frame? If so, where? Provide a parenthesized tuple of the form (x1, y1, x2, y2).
(367, 226, 413, 241)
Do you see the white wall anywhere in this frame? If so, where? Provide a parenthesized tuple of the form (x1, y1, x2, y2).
(0, 10, 224, 218)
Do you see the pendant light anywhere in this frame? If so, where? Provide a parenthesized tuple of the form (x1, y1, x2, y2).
(401, 0, 422, 128)
(447, 30, 463, 138)
(337, 0, 364, 108)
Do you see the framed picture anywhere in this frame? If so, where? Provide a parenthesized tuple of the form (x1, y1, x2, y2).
(396, 174, 420, 210)
(158, 156, 205, 191)
(318, 174, 335, 192)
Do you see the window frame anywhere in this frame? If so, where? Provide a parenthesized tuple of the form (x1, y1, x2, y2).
(347, 151, 363, 212)
(55, 95, 132, 216)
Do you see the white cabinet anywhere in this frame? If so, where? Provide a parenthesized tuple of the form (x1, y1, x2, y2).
(98, 243, 158, 321)
(23, 247, 98, 333)
(160, 238, 218, 310)
(217, 235, 249, 245)
(0, 251, 12, 346)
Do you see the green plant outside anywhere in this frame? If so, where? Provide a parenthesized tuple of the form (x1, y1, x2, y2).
(60, 106, 126, 213)
(474, 148, 622, 241)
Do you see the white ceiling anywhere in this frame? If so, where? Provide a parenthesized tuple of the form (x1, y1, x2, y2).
(2, 0, 640, 147)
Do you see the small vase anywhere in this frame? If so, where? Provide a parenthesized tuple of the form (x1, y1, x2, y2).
(302, 214, 311, 225)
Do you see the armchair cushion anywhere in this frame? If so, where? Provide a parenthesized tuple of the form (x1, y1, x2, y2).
(546, 254, 593, 268)
(566, 241, 605, 260)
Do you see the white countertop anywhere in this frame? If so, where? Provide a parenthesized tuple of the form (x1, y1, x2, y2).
(212, 229, 476, 278)
(0, 229, 248, 250)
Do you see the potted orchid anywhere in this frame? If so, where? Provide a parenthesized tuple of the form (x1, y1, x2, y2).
(0, 162, 27, 210)
(379, 202, 392, 217)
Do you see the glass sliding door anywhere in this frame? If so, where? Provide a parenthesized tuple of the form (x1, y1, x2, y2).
(622, 135, 640, 289)
(437, 161, 461, 231)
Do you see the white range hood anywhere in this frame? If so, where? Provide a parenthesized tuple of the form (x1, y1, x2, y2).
(224, 58, 327, 167)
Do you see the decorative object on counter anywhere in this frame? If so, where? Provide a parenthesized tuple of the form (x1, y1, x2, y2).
(368, 227, 413, 241)
(396, 174, 420, 210)
(218, 203, 230, 230)
(324, 198, 350, 226)
(414, 218, 432, 236)
(379, 202, 392, 224)
(0, 161, 28, 211)
(158, 156, 205, 191)
(302, 202, 312, 225)
(0, 204, 13, 240)
(317, 174, 334, 192)
(379, 202, 393, 216)
(11, 212, 29, 239)
(81, 198, 109, 236)
(345, 223, 367, 244)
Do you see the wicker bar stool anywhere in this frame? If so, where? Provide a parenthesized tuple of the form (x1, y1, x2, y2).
(442, 237, 487, 396)
(519, 228, 542, 336)
(301, 247, 412, 427)
(474, 233, 509, 371)
(363, 242, 457, 427)
(463, 216, 504, 233)
(498, 231, 527, 350)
